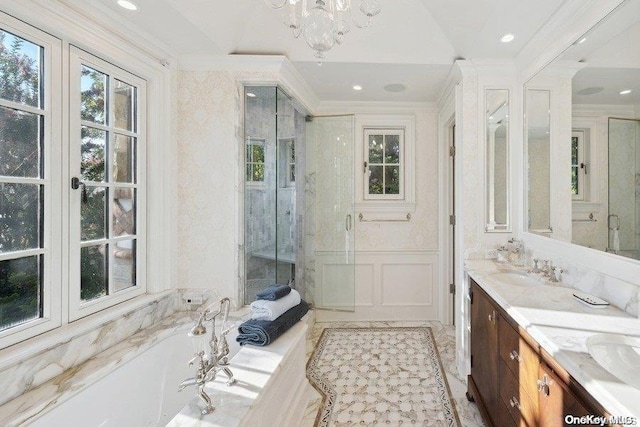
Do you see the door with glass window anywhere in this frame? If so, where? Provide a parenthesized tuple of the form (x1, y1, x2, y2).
(69, 47, 146, 319)
(306, 115, 355, 312)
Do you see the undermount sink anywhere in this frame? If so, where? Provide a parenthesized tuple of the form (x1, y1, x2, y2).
(586, 333, 640, 389)
(489, 271, 541, 287)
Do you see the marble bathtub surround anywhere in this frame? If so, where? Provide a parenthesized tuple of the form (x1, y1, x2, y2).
(466, 260, 640, 420)
(307, 327, 461, 426)
(0, 289, 225, 421)
(307, 322, 484, 427)
(167, 316, 312, 427)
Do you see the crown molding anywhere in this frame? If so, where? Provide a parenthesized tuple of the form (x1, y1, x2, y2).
(516, 0, 623, 83)
(178, 54, 320, 114)
(0, 0, 178, 69)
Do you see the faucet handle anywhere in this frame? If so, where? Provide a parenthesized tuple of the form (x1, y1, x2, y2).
(188, 351, 205, 366)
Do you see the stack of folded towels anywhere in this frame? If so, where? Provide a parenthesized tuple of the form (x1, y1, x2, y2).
(236, 284, 309, 347)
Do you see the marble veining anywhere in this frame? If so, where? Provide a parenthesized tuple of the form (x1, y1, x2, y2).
(0, 289, 229, 425)
(466, 260, 640, 420)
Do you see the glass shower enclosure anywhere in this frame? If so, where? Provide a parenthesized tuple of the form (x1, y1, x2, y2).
(608, 118, 640, 259)
(243, 86, 303, 304)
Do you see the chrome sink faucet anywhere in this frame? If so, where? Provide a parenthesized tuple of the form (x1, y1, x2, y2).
(179, 297, 236, 415)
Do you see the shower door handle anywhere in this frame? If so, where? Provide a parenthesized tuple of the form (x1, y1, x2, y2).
(345, 214, 352, 231)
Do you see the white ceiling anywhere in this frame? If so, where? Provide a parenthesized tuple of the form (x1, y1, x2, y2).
(558, 0, 640, 105)
(91, 0, 569, 103)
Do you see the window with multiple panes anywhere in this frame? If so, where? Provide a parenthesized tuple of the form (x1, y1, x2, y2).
(0, 28, 48, 334)
(246, 138, 265, 183)
(364, 128, 404, 200)
(69, 47, 146, 320)
(0, 13, 146, 346)
(571, 130, 586, 201)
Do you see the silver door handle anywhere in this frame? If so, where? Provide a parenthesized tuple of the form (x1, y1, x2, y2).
(346, 214, 352, 231)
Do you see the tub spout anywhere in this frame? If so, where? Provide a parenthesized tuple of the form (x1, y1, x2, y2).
(178, 378, 198, 391)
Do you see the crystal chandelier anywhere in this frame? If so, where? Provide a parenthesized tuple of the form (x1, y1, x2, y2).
(263, 0, 381, 63)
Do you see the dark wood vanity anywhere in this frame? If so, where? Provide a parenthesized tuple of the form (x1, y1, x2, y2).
(467, 279, 612, 427)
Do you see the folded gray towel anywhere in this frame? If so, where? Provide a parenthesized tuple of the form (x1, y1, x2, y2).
(236, 300, 309, 346)
(255, 284, 291, 301)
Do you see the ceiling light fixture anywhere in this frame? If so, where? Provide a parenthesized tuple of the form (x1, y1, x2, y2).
(263, 0, 381, 64)
(246, 92, 257, 97)
(116, 0, 138, 11)
(352, 85, 363, 91)
(619, 89, 632, 95)
(578, 37, 587, 44)
(500, 33, 515, 43)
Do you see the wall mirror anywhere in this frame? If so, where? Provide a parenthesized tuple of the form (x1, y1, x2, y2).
(485, 89, 510, 232)
(524, 0, 640, 260)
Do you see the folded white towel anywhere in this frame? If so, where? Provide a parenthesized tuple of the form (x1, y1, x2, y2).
(250, 289, 301, 321)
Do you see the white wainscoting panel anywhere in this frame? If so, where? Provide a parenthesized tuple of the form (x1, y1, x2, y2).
(315, 251, 441, 321)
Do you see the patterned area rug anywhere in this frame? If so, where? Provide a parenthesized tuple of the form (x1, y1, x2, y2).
(307, 328, 461, 426)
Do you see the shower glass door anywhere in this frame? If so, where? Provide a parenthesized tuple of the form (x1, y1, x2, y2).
(307, 115, 355, 312)
(608, 118, 640, 259)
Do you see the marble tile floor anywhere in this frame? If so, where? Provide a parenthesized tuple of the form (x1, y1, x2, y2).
(303, 321, 485, 427)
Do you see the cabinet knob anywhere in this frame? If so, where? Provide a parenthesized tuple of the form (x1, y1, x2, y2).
(537, 374, 550, 396)
(509, 396, 521, 411)
(509, 350, 521, 362)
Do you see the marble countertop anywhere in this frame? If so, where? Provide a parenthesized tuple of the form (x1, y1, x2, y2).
(465, 260, 640, 420)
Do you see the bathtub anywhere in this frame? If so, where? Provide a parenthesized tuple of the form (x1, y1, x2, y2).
(19, 313, 311, 427)
(29, 329, 241, 427)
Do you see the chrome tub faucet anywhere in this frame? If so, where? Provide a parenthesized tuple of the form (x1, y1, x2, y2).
(178, 297, 236, 415)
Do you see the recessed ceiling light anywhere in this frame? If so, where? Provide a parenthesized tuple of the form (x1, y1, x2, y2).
(352, 85, 363, 91)
(117, 0, 138, 11)
(384, 83, 406, 93)
(578, 37, 587, 44)
(246, 92, 256, 98)
(619, 89, 632, 95)
(500, 33, 515, 43)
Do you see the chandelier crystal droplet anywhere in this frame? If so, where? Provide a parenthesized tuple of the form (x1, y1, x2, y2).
(263, 0, 381, 63)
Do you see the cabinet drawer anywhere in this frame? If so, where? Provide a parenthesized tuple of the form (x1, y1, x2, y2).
(499, 359, 538, 426)
(538, 363, 591, 427)
(499, 318, 540, 403)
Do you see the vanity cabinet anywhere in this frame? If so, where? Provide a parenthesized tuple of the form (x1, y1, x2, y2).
(467, 279, 608, 427)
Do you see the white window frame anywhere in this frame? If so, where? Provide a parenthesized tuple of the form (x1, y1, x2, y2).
(0, 14, 63, 348)
(246, 137, 265, 185)
(355, 114, 416, 218)
(364, 128, 405, 200)
(68, 46, 147, 321)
